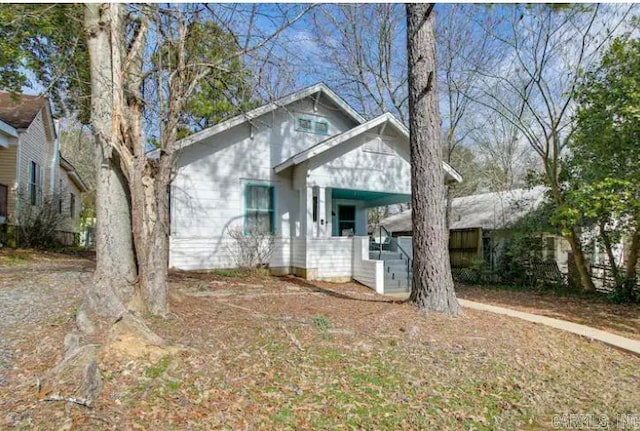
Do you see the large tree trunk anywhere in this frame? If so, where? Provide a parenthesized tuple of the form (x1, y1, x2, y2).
(406, 3, 461, 316)
(85, 3, 136, 317)
(132, 158, 170, 316)
(140, 159, 170, 316)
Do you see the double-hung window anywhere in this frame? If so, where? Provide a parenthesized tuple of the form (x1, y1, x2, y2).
(29, 161, 43, 206)
(244, 184, 275, 235)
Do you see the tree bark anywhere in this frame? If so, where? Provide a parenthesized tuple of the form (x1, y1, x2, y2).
(406, 3, 461, 316)
(566, 229, 595, 292)
(84, 3, 136, 317)
(545, 172, 596, 292)
(598, 220, 620, 282)
(624, 229, 640, 283)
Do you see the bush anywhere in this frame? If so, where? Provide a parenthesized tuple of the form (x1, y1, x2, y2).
(226, 227, 275, 269)
(14, 192, 67, 249)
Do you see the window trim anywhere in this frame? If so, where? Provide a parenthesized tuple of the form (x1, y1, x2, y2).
(337, 204, 356, 237)
(28, 161, 43, 206)
(243, 183, 276, 236)
(70, 192, 76, 219)
(295, 116, 330, 136)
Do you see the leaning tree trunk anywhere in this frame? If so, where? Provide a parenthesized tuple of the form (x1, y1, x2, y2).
(565, 229, 596, 292)
(406, 3, 461, 316)
(624, 228, 640, 285)
(85, 3, 136, 317)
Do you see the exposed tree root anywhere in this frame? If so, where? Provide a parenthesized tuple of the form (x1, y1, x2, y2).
(37, 345, 102, 407)
(104, 313, 184, 360)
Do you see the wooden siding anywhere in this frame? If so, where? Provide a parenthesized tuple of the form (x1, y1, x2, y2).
(307, 134, 411, 195)
(169, 237, 291, 270)
(170, 92, 360, 271)
(56, 165, 82, 233)
(306, 237, 353, 279)
(17, 110, 53, 208)
(0, 145, 17, 221)
(353, 236, 384, 292)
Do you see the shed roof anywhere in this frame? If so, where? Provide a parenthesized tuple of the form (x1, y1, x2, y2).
(381, 186, 548, 233)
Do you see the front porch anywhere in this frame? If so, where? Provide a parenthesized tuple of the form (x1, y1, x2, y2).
(291, 185, 413, 295)
(300, 186, 410, 239)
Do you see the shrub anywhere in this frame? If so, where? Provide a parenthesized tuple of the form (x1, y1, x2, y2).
(14, 192, 67, 249)
(226, 227, 275, 269)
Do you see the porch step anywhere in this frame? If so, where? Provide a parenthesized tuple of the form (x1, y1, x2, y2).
(370, 251, 406, 261)
(385, 284, 411, 294)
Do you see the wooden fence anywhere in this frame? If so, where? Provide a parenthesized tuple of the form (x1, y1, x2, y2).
(449, 228, 482, 268)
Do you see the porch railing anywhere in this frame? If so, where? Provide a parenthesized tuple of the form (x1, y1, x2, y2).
(372, 225, 412, 290)
(396, 237, 412, 289)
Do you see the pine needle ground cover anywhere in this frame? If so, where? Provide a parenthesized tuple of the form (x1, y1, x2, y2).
(1, 254, 638, 430)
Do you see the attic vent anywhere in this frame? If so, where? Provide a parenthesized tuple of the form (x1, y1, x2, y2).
(298, 118, 312, 131)
(296, 116, 329, 135)
(363, 137, 394, 155)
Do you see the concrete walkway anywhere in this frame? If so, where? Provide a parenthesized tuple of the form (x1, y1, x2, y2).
(459, 299, 640, 356)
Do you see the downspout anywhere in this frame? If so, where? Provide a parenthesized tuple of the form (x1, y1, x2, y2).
(14, 134, 22, 223)
(50, 119, 61, 195)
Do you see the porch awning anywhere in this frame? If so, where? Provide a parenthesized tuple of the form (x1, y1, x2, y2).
(332, 188, 409, 208)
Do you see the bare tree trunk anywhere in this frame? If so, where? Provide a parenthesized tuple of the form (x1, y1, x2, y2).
(547, 176, 596, 293)
(406, 3, 460, 316)
(85, 3, 135, 317)
(624, 229, 640, 283)
(566, 229, 595, 292)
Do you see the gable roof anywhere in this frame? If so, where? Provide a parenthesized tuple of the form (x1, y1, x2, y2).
(381, 186, 548, 233)
(0, 92, 48, 130)
(173, 82, 366, 152)
(274, 112, 462, 183)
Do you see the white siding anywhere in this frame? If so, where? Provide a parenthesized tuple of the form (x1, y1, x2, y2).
(170, 236, 291, 271)
(291, 238, 306, 268)
(169, 92, 359, 271)
(306, 237, 353, 279)
(353, 236, 384, 293)
(307, 134, 411, 195)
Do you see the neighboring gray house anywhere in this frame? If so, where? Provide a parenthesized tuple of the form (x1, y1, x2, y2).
(167, 83, 461, 294)
(380, 186, 573, 274)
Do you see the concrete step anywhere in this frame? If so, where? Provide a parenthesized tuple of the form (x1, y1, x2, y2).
(385, 272, 411, 280)
(385, 263, 411, 273)
(370, 251, 406, 261)
(384, 277, 411, 288)
(384, 287, 411, 295)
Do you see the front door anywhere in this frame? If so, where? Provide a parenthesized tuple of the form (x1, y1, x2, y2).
(337, 205, 356, 236)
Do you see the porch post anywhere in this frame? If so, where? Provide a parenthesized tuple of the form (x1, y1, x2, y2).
(325, 187, 332, 237)
(318, 186, 326, 237)
(300, 186, 314, 238)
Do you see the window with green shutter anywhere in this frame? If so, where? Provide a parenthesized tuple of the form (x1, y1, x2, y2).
(244, 184, 275, 235)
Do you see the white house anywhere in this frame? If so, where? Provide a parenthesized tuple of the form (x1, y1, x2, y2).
(169, 83, 461, 294)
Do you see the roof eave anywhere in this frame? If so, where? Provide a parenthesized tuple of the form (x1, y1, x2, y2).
(175, 82, 366, 152)
(0, 119, 18, 138)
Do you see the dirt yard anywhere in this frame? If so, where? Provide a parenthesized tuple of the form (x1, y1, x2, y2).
(1, 251, 639, 430)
